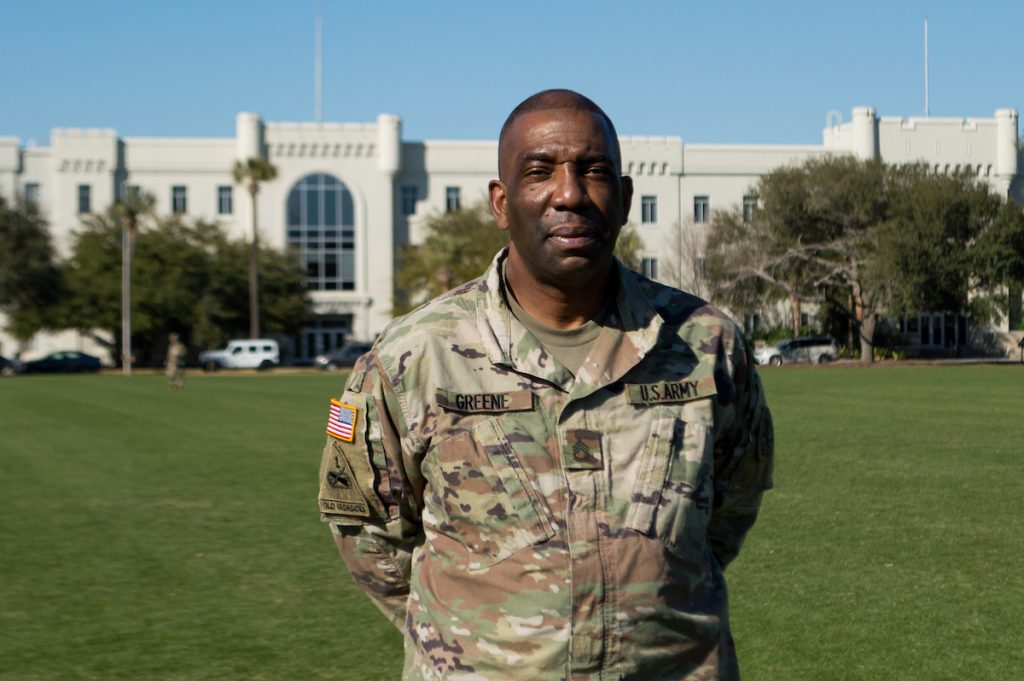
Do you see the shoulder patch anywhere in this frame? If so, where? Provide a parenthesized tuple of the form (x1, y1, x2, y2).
(318, 393, 387, 519)
(326, 399, 358, 442)
(318, 440, 371, 517)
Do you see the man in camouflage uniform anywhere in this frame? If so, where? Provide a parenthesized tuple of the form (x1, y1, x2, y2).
(318, 89, 774, 680)
(165, 332, 186, 392)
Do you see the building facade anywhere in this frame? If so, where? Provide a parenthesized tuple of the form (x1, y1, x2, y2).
(0, 107, 1020, 363)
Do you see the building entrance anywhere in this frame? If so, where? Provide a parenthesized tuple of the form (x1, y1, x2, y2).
(295, 315, 353, 363)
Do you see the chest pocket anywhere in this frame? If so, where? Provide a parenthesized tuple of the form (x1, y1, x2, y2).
(624, 405, 714, 564)
(425, 418, 555, 571)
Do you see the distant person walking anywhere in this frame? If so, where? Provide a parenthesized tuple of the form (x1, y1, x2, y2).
(165, 333, 186, 391)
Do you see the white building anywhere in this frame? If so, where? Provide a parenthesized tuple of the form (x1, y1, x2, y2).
(0, 107, 1020, 363)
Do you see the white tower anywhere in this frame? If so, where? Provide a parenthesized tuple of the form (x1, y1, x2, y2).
(235, 112, 263, 161)
(851, 107, 878, 160)
(376, 113, 401, 176)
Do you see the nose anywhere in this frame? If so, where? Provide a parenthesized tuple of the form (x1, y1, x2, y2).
(551, 163, 587, 210)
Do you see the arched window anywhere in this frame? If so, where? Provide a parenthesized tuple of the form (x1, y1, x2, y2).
(286, 173, 355, 291)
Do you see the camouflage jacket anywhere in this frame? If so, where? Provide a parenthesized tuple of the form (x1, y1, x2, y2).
(318, 249, 774, 680)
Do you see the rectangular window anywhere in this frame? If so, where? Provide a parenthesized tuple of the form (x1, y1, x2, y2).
(77, 184, 91, 214)
(641, 257, 658, 280)
(401, 185, 418, 216)
(217, 186, 233, 215)
(693, 195, 710, 223)
(171, 185, 187, 214)
(24, 183, 39, 204)
(641, 195, 657, 224)
(445, 186, 461, 213)
(742, 195, 758, 223)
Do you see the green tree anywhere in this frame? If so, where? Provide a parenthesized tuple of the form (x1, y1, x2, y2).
(61, 212, 307, 366)
(707, 156, 1010, 362)
(708, 157, 891, 361)
(197, 230, 308, 349)
(393, 204, 508, 315)
(871, 165, 1002, 321)
(972, 199, 1024, 328)
(0, 196, 64, 341)
(233, 157, 278, 338)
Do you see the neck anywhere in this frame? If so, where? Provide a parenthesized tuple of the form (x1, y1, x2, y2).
(504, 253, 614, 329)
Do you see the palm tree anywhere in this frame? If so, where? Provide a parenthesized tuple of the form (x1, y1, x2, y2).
(114, 188, 155, 375)
(233, 158, 278, 339)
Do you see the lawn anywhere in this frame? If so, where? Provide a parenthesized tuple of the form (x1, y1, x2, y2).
(0, 365, 1021, 680)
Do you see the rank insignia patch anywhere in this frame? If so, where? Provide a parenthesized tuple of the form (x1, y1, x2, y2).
(326, 399, 358, 442)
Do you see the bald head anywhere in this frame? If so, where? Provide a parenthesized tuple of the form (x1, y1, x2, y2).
(497, 89, 622, 180)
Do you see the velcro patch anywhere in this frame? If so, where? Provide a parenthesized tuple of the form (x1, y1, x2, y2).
(562, 429, 603, 470)
(436, 388, 534, 414)
(326, 400, 358, 442)
(318, 440, 371, 517)
(627, 376, 717, 405)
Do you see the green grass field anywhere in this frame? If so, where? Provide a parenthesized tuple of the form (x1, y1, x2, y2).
(1, 365, 1021, 680)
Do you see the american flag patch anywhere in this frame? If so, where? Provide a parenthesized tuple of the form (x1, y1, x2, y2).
(326, 399, 358, 442)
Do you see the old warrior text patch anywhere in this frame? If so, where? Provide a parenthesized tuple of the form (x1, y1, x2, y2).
(326, 399, 358, 442)
(318, 440, 372, 517)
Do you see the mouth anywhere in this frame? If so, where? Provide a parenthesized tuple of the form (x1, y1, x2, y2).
(546, 224, 603, 249)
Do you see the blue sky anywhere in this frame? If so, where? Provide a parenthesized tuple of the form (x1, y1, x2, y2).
(1, 0, 1020, 146)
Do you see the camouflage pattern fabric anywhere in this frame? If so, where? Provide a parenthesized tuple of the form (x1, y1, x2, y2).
(318, 248, 774, 680)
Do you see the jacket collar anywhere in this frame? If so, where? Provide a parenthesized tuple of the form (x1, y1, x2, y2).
(475, 248, 664, 396)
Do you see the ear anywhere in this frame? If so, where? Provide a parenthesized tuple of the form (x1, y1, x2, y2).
(620, 175, 634, 225)
(488, 179, 510, 231)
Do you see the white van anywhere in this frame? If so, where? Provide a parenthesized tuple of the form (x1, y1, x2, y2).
(198, 339, 280, 371)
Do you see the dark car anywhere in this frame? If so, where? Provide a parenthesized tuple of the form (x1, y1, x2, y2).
(18, 350, 102, 374)
(0, 354, 14, 376)
(315, 343, 373, 370)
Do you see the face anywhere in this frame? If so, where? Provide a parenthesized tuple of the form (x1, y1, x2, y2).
(489, 107, 633, 289)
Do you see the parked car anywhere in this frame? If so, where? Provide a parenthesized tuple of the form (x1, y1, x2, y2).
(198, 339, 280, 371)
(0, 354, 14, 376)
(16, 350, 102, 374)
(315, 342, 373, 370)
(755, 335, 839, 366)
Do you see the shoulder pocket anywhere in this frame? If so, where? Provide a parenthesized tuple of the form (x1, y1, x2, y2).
(425, 418, 554, 571)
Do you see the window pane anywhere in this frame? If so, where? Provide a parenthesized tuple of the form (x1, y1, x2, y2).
(288, 190, 301, 225)
(324, 187, 337, 225)
(306, 188, 319, 225)
(78, 184, 91, 213)
(340, 252, 354, 281)
(341, 188, 354, 225)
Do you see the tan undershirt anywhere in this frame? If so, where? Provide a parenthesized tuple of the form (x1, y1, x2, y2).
(502, 261, 612, 376)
